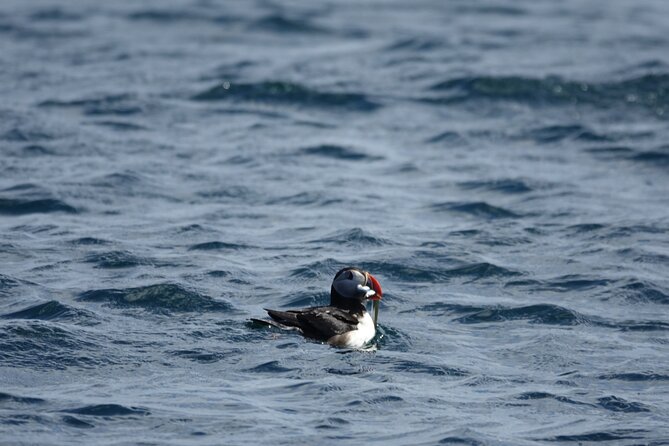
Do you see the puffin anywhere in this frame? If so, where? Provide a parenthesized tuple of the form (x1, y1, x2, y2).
(253, 267, 383, 348)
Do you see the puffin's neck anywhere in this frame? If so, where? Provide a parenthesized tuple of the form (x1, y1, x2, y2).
(330, 288, 366, 314)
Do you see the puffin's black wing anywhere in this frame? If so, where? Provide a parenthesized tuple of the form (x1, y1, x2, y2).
(265, 306, 358, 341)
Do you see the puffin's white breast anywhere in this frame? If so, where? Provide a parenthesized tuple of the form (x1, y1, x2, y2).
(327, 312, 375, 348)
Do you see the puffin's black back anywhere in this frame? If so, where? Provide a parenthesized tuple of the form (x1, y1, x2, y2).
(265, 306, 360, 341)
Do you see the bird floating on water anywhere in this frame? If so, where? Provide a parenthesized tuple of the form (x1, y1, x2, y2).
(252, 267, 383, 348)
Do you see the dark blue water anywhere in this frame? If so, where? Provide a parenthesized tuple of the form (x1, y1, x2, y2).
(2, 0, 669, 444)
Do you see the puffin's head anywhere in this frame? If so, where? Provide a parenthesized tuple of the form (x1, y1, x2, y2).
(331, 267, 383, 304)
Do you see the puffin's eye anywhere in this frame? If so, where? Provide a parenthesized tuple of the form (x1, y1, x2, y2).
(346, 271, 353, 280)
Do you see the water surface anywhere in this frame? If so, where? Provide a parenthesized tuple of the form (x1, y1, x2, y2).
(1, 0, 668, 444)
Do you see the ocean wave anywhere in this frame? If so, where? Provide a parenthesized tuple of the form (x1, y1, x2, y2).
(1, 300, 94, 323)
(455, 4, 526, 15)
(427, 73, 669, 116)
(617, 320, 669, 332)
(0, 392, 45, 405)
(88, 171, 145, 189)
(245, 360, 297, 374)
(504, 275, 611, 293)
(0, 274, 22, 293)
(617, 280, 669, 304)
(68, 237, 111, 246)
(297, 144, 382, 161)
(384, 36, 444, 52)
(192, 81, 380, 111)
(431, 201, 520, 219)
(586, 146, 635, 159)
(0, 321, 106, 370)
(29, 7, 82, 22)
(90, 120, 146, 131)
(598, 372, 669, 381)
(457, 178, 533, 194)
(565, 223, 607, 234)
(1, 126, 54, 142)
(83, 251, 150, 269)
(39, 93, 142, 116)
(409, 302, 487, 317)
(0, 197, 77, 215)
(168, 349, 230, 364)
(445, 262, 521, 279)
(279, 290, 329, 308)
(597, 395, 650, 413)
(266, 191, 344, 207)
(359, 260, 519, 283)
(522, 124, 609, 143)
(515, 392, 590, 406)
(78, 283, 235, 313)
(0, 183, 77, 215)
(454, 303, 584, 325)
(424, 130, 468, 145)
(386, 358, 469, 377)
(538, 429, 647, 443)
(586, 145, 669, 166)
(188, 241, 251, 251)
(60, 415, 94, 429)
(127, 9, 220, 23)
(63, 404, 150, 417)
(0, 20, 86, 40)
(629, 149, 669, 165)
(249, 14, 328, 34)
(312, 228, 392, 247)
(420, 299, 669, 331)
(289, 258, 345, 280)
(10, 144, 56, 156)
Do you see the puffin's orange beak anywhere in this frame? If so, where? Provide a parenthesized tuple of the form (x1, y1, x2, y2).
(367, 273, 383, 301)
